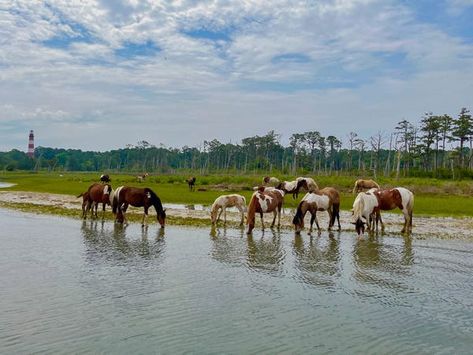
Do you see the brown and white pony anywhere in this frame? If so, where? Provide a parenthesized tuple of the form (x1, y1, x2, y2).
(292, 187, 341, 234)
(100, 174, 111, 183)
(373, 187, 414, 234)
(77, 183, 112, 219)
(276, 179, 306, 199)
(136, 173, 149, 183)
(187, 176, 196, 191)
(247, 187, 285, 234)
(352, 191, 380, 236)
(296, 177, 319, 193)
(262, 176, 280, 187)
(210, 194, 247, 226)
(353, 179, 380, 194)
(112, 186, 166, 227)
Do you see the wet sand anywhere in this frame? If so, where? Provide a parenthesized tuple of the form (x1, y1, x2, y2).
(0, 190, 472, 239)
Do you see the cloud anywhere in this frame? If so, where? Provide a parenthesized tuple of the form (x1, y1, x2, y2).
(0, 0, 472, 151)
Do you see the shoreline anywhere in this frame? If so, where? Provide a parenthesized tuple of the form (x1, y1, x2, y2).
(1, 190, 472, 240)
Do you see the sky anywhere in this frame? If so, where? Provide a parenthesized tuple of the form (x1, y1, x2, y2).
(1, 0, 473, 152)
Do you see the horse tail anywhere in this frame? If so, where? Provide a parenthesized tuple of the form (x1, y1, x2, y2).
(77, 192, 84, 198)
(145, 188, 165, 215)
(112, 186, 123, 214)
(241, 196, 247, 212)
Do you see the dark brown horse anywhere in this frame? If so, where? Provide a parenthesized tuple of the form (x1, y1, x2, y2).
(247, 187, 285, 234)
(77, 183, 112, 219)
(100, 174, 111, 183)
(112, 186, 166, 227)
(187, 176, 196, 191)
(276, 179, 307, 199)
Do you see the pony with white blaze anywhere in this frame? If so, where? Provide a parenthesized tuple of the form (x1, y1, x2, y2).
(247, 187, 285, 234)
(292, 187, 341, 234)
(210, 194, 247, 226)
(352, 191, 380, 236)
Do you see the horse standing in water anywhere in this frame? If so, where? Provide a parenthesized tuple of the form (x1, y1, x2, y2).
(187, 177, 196, 191)
(112, 186, 166, 227)
(210, 194, 246, 226)
(373, 187, 414, 234)
(247, 187, 285, 234)
(77, 183, 112, 219)
(292, 187, 341, 234)
(351, 191, 380, 236)
(352, 179, 380, 194)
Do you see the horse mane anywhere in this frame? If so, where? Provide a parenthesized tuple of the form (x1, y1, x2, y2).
(292, 200, 305, 225)
(145, 188, 165, 216)
(112, 186, 123, 214)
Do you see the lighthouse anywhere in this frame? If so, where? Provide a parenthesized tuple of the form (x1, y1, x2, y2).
(27, 130, 35, 158)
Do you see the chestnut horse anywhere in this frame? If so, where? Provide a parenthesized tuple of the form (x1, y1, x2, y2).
(210, 194, 246, 226)
(373, 187, 414, 234)
(187, 176, 196, 191)
(292, 187, 341, 234)
(77, 183, 112, 219)
(112, 186, 166, 227)
(353, 179, 380, 194)
(247, 187, 285, 234)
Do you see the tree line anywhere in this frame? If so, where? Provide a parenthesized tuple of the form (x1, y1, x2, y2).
(1, 108, 472, 179)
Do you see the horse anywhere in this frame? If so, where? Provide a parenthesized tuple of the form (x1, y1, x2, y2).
(136, 173, 149, 183)
(187, 176, 196, 191)
(77, 183, 112, 219)
(100, 174, 111, 183)
(276, 179, 306, 199)
(210, 194, 247, 226)
(351, 191, 380, 236)
(292, 187, 341, 234)
(372, 187, 414, 234)
(247, 187, 285, 234)
(296, 177, 319, 193)
(353, 179, 380, 194)
(262, 176, 280, 187)
(112, 186, 166, 227)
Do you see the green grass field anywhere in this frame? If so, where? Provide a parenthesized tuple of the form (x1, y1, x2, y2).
(0, 171, 472, 217)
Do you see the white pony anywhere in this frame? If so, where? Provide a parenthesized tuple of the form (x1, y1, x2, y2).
(352, 191, 380, 236)
(210, 194, 247, 226)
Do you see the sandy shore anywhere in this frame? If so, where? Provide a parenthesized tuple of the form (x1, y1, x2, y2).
(1, 190, 472, 239)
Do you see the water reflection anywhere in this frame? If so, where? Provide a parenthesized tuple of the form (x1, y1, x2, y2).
(292, 232, 341, 288)
(80, 220, 166, 262)
(209, 226, 285, 275)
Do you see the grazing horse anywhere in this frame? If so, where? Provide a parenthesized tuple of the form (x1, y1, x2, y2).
(276, 179, 306, 199)
(210, 194, 246, 226)
(136, 173, 149, 183)
(247, 187, 285, 234)
(77, 183, 112, 219)
(112, 186, 166, 227)
(351, 191, 380, 236)
(187, 176, 196, 191)
(262, 176, 280, 187)
(296, 177, 319, 193)
(353, 179, 380, 194)
(292, 187, 341, 234)
(373, 187, 414, 234)
(100, 174, 111, 183)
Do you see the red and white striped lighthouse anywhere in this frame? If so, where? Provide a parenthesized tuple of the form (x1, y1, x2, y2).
(27, 130, 35, 158)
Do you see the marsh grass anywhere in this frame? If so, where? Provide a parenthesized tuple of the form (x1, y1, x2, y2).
(1, 171, 472, 217)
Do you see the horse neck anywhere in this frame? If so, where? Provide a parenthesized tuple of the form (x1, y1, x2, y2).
(295, 201, 308, 221)
(146, 189, 164, 213)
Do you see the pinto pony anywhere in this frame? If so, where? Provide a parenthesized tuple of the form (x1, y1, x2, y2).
(276, 179, 307, 199)
(210, 194, 246, 226)
(187, 177, 196, 191)
(352, 191, 380, 236)
(296, 177, 319, 193)
(100, 174, 111, 183)
(262, 176, 280, 187)
(136, 173, 149, 183)
(292, 187, 341, 234)
(247, 187, 285, 234)
(353, 179, 380, 194)
(77, 183, 112, 219)
(373, 187, 414, 234)
(112, 186, 166, 227)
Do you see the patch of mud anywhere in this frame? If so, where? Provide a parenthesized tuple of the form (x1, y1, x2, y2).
(0, 191, 472, 239)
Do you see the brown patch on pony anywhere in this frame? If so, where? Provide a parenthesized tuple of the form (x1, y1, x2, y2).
(247, 189, 284, 234)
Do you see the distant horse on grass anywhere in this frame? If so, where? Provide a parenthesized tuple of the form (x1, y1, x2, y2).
(136, 173, 149, 183)
(247, 187, 285, 234)
(292, 187, 341, 234)
(112, 186, 166, 227)
(262, 176, 280, 187)
(276, 179, 307, 199)
(100, 174, 111, 183)
(296, 177, 319, 193)
(353, 179, 380, 194)
(210, 194, 246, 226)
(77, 183, 112, 219)
(187, 177, 196, 191)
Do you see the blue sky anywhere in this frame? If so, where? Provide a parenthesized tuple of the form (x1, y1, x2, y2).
(0, 0, 472, 151)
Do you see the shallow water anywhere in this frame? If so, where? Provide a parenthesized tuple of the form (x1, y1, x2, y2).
(0, 182, 15, 188)
(1, 208, 473, 353)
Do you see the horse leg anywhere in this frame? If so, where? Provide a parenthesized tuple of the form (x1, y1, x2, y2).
(314, 212, 321, 231)
(237, 206, 244, 226)
(277, 205, 282, 228)
(223, 207, 227, 224)
(122, 203, 129, 225)
(327, 209, 333, 230)
(260, 212, 265, 230)
(94, 202, 99, 218)
(271, 210, 277, 228)
(309, 213, 315, 233)
(142, 206, 149, 227)
(401, 209, 410, 234)
(217, 209, 223, 223)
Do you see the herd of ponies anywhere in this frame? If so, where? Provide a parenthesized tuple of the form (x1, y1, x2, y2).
(77, 174, 414, 236)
